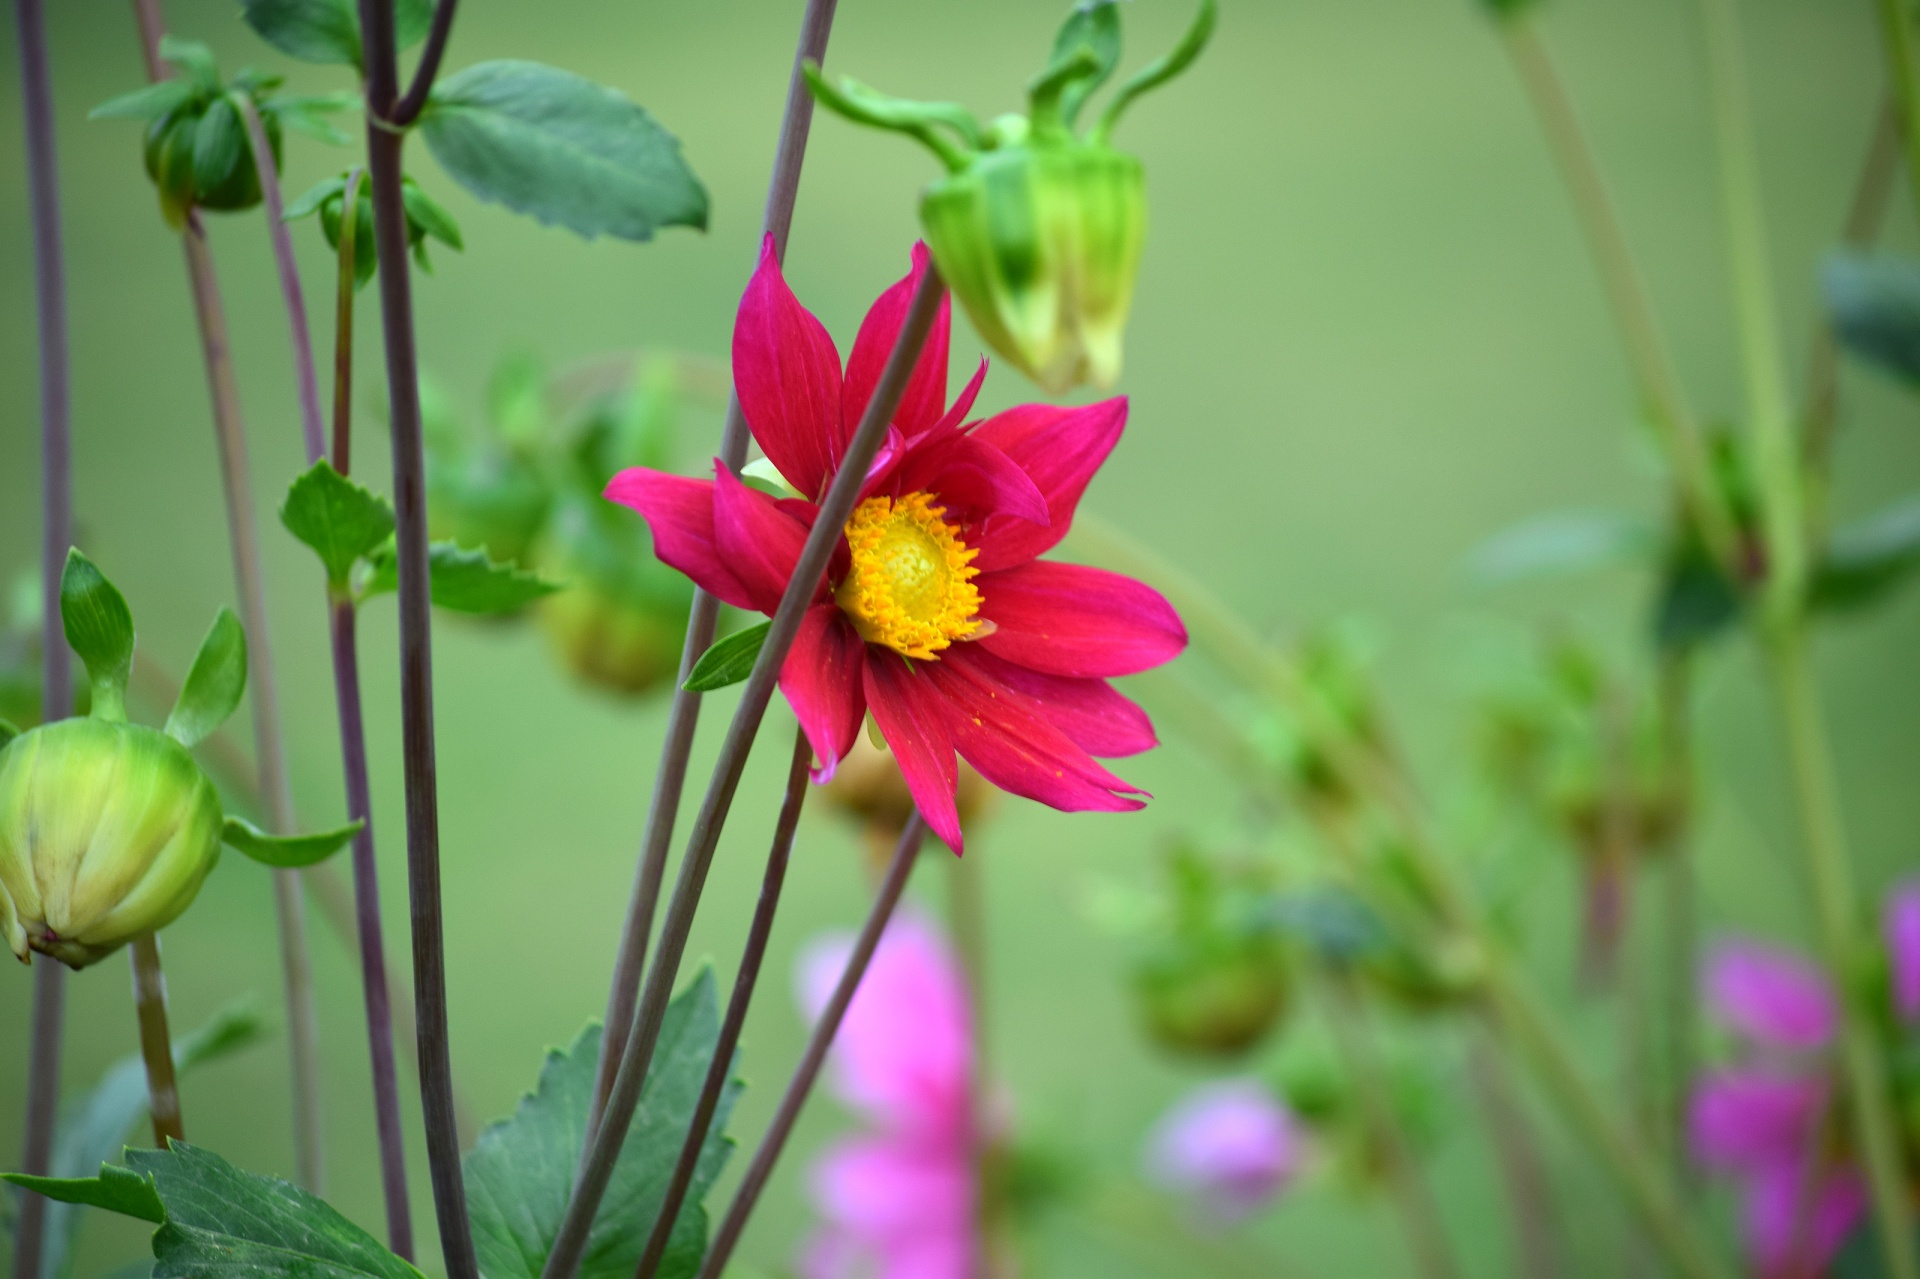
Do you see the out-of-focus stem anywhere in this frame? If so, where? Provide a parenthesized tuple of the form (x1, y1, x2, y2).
(359, 0, 476, 1265)
(14, 0, 71, 1269)
(1874, 0, 1920, 220)
(696, 816, 928, 1279)
(236, 95, 324, 462)
(333, 170, 364, 471)
(590, 0, 841, 1132)
(130, 934, 184, 1146)
(632, 728, 812, 1279)
(1323, 973, 1460, 1279)
(1655, 651, 1698, 1185)
(1466, 1031, 1568, 1279)
(1498, 16, 1737, 573)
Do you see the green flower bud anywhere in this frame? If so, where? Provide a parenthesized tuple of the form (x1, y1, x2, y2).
(0, 719, 223, 969)
(1133, 938, 1291, 1057)
(285, 172, 463, 290)
(807, 0, 1214, 395)
(539, 497, 694, 697)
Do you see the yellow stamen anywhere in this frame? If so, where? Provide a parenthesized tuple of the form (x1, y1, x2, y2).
(836, 492, 982, 660)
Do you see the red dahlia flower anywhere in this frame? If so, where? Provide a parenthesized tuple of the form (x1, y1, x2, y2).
(605, 240, 1186, 850)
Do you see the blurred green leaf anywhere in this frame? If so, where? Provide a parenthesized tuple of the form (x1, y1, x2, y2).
(419, 60, 708, 242)
(164, 609, 246, 749)
(88, 79, 195, 123)
(1653, 542, 1741, 652)
(281, 460, 397, 588)
(1825, 250, 1920, 386)
(1811, 493, 1920, 614)
(240, 0, 435, 68)
(222, 816, 362, 868)
(488, 352, 547, 446)
(60, 550, 134, 718)
(361, 539, 561, 614)
(463, 969, 738, 1279)
(1465, 509, 1655, 586)
(683, 621, 769, 692)
(158, 36, 220, 93)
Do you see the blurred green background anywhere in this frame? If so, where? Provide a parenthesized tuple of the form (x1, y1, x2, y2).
(0, 0, 1913, 1273)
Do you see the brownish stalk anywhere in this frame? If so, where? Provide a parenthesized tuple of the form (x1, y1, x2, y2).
(543, 267, 948, 1279)
(1654, 650, 1699, 1188)
(131, 0, 326, 1193)
(129, 934, 184, 1146)
(1465, 1032, 1569, 1279)
(13, 0, 72, 1269)
(589, 0, 842, 1132)
(696, 816, 929, 1279)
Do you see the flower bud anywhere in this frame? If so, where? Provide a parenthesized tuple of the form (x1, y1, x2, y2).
(538, 493, 694, 697)
(1133, 938, 1291, 1057)
(820, 732, 994, 862)
(0, 718, 223, 969)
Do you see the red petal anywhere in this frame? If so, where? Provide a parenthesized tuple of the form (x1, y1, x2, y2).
(946, 647, 1156, 757)
(734, 236, 843, 501)
(864, 650, 963, 852)
(781, 606, 868, 782)
(712, 464, 811, 614)
(603, 467, 755, 610)
(844, 242, 952, 444)
(930, 358, 987, 435)
(923, 656, 1147, 813)
(970, 398, 1128, 572)
(978, 560, 1187, 677)
(887, 424, 1049, 527)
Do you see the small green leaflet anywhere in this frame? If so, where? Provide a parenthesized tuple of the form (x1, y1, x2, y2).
(463, 969, 740, 1279)
(361, 539, 562, 614)
(683, 622, 770, 692)
(223, 816, 362, 868)
(1048, 0, 1122, 128)
(1811, 493, 1920, 614)
(239, 0, 434, 70)
(60, 550, 135, 720)
(165, 609, 246, 750)
(281, 460, 397, 588)
(1824, 250, 1920, 386)
(4, 1164, 164, 1226)
(420, 60, 708, 243)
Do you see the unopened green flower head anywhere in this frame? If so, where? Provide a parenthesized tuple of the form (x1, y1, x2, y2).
(806, 0, 1215, 395)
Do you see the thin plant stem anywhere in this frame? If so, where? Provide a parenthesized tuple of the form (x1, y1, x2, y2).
(633, 727, 812, 1279)
(1498, 16, 1738, 572)
(1465, 1030, 1569, 1279)
(235, 95, 325, 462)
(545, 268, 948, 1279)
(590, 0, 841, 1130)
(1322, 973, 1461, 1279)
(1875, 0, 1920, 220)
(1700, 0, 1917, 1269)
(334, 170, 364, 470)
(14, 0, 71, 1268)
(359, 0, 477, 1267)
(696, 816, 929, 1279)
(1655, 650, 1699, 1188)
(390, 0, 457, 128)
(130, 934, 184, 1146)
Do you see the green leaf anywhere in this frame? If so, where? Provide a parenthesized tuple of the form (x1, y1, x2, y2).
(126, 1143, 423, 1276)
(1465, 510, 1657, 586)
(1812, 493, 1920, 614)
(419, 60, 708, 243)
(1091, 0, 1217, 145)
(222, 816, 363, 868)
(488, 352, 547, 445)
(165, 609, 247, 749)
(1653, 542, 1741, 652)
(60, 549, 135, 723)
(2, 1164, 164, 1225)
(683, 622, 770, 692)
(1825, 250, 1920, 386)
(1050, 0, 1123, 129)
(281, 460, 398, 587)
(158, 36, 220, 93)
(284, 174, 348, 222)
(240, 0, 434, 68)
(361, 540, 562, 614)
(89, 79, 196, 123)
(463, 970, 739, 1279)
(267, 95, 353, 146)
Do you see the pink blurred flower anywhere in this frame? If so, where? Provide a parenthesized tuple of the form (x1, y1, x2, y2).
(1702, 942, 1837, 1052)
(1885, 881, 1920, 1025)
(797, 912, 977, 1279)
(1144, 1079, 1300, 1224)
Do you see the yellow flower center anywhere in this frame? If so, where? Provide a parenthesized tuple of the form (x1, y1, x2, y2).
(836, 492, 982, 659)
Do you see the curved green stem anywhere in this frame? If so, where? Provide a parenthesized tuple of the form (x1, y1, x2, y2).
(1875, 0, 1920, 222)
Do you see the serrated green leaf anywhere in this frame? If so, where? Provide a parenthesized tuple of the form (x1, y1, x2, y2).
(1050, 0, 1122, 129)
(420, 60, 708, 243)
(60, 550, 135, 723)
(120, 1143, 424, 1277)
(1825, 250, 1920, 386)
(89, 79, 196, 123)
(463, 970, 739, 1279)
(281, 460, 398, 588)
(165, 609, 246, 749)
(1811, 493, 1920, 614)
(223, 816, 362, 868)
(240, 0, 434, 68)
(3, 1164, 164, 1226)
(361, 540, 561, 614)
(683, 621, 770, 693)
(1466, 510, 1657, 586)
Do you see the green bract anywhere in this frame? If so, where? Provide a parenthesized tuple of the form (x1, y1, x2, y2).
(284, 171, 464, 289)
(0, 552, 359, 969)
(806, 0, 1214, 394)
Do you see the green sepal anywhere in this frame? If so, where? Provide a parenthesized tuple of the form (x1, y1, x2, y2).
(683, 620, 771, 692)
(1049, 0, 1123, 129)
(0, 719, 18, 749)
(281, 459, 397, 588)
(359, 539, 562, 614)
(1090, 0, 1216, 145)
(2, 1163, 165, 1225)
(1028, 47, 1102, 140)
(89, 79, 196, 123)
(267, 92, 355, 146)
(284, 173, 348, 221)
(802, 64, 975, 173)
(164, 609, 248, 749)
(158, 35, 221, 93)
(191, 96, 246, 198)
(401, 178, 464, 274)
(223, 815, 363, 868)
(60, 549, 135, 724)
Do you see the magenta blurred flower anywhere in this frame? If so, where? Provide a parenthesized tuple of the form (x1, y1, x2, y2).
(1701, 941, 1837, 1052)
(1144, 1079, 1300, 1224)
(796, 911, 978, 1279)
(1885, 880, 1920, 1025)
(605, 239, 1186, 851)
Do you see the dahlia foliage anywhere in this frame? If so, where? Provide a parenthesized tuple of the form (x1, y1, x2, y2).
(607, 239, 1187, 849)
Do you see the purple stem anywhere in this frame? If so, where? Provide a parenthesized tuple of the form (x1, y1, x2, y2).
(235, 95, 325, 463)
